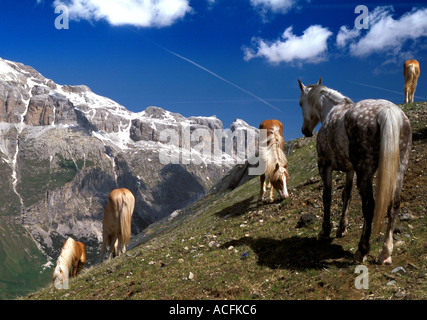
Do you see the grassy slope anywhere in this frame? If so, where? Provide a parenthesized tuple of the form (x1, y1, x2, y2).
(25, 102, 426, 300)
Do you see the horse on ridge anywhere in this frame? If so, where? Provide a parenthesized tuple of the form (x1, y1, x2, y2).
(258, 119, 289, 202)
(52, 237, 86, 285)
(297, 77, 412, 264)
(100, 188, 135, 262)
(403, 59, 420, 104)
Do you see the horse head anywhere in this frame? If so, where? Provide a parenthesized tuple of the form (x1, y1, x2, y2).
(272, 163, 289, 199)
(52, 265, 65, 283)
(298, 77, 322, 137)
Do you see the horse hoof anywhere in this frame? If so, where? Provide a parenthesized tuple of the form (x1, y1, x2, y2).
(318, 229, 331, 241)
(336, 228, 348, 238)
(379, 255, 392, 265)
(354, 250, 367, 263)
(317, 233, 332, 242)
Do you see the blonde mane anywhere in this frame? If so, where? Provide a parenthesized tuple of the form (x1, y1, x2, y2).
(263, 126, 288, 177)
(56, 237, 76, 271)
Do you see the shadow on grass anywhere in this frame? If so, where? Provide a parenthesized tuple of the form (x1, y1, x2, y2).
(214, 196, 258, 219)
(221, 236, 354, 270)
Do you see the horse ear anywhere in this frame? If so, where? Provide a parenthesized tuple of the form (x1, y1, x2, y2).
(275, 163, 280, 170)
(317, 77, 322, 86)
(297, 79, 305, 92)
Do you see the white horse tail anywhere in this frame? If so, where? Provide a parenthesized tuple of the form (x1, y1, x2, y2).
(373, 105, 402, 235)
(119, 189, 134, 246)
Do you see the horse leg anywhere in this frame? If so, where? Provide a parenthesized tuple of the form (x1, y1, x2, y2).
(404, 86, 409, 104)
(76, 261, 83, 276)
(113, 237, 120, 258)
(258, 174, 266, 201)
(269, 181, 274, 202)
(72, 261, 78, 277)
(117, 237, 124, 256)
(77, 250, 86, 275)
(379, 173, 404, 265)
(106, 236, 116, 260)
(336, 171, 354, 237)
(354, 173, 375, 263)
(318, 164, 332, 239)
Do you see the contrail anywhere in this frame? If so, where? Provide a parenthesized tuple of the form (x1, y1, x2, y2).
(348, 80, 427, 100)
(162, 47, 281, 112)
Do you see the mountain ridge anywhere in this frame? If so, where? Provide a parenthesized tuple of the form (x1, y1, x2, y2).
(0, 57, 259, 299)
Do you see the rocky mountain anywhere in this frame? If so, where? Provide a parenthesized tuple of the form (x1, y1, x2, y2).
(0, 57, 259, 269)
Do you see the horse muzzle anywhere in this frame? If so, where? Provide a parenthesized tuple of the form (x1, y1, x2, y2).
(302, 127, 313, 137)
(279, 189, 289, 199)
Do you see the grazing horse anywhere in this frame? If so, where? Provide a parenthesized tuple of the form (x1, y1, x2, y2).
(403, 59, 420, 104)
(100, 188, 135, 262)
(258, 119, 289, 202)
(297, 77, 412, 264)
(52, 237, 86, 285)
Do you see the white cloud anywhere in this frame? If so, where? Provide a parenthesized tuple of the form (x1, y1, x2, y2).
(243, 25, 333, 64)
(53, 0, 192, 28)
(337, 6, 427, 57)
(249, 0, 296, 14)
(336, 26, 361, 49)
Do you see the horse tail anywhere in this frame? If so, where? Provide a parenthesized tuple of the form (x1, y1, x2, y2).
(119, 189, 134, 246)
(373, 105, 402, 235)
(404, 63, 415, 88)
(269, 126, 282, 145)
(271, 126, 287, 162)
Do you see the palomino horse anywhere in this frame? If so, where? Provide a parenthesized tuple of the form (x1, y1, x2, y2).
(403, 59, 420, 104)
(52, 237, 86, 285)
(100, 188, 135, 262)
(258, 119, 289, 202)
(297, 77, 412, 264)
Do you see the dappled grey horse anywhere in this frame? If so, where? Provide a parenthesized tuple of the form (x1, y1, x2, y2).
(297, 77, 412, 264)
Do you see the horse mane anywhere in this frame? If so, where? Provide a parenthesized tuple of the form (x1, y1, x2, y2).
(56, 237, 75, 270)
(263, 126, 288, 177)
(308, 85, 353, 109)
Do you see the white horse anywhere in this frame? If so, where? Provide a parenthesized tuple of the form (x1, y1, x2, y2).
(297, 77, 412, 264)
(52, 237, 86, 285)
(100, 188, 135, 262)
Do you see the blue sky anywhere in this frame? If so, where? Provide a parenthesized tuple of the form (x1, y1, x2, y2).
(0, 0, 426, 140)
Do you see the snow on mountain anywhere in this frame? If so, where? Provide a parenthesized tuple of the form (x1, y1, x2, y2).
(0, 57, 260, 267)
